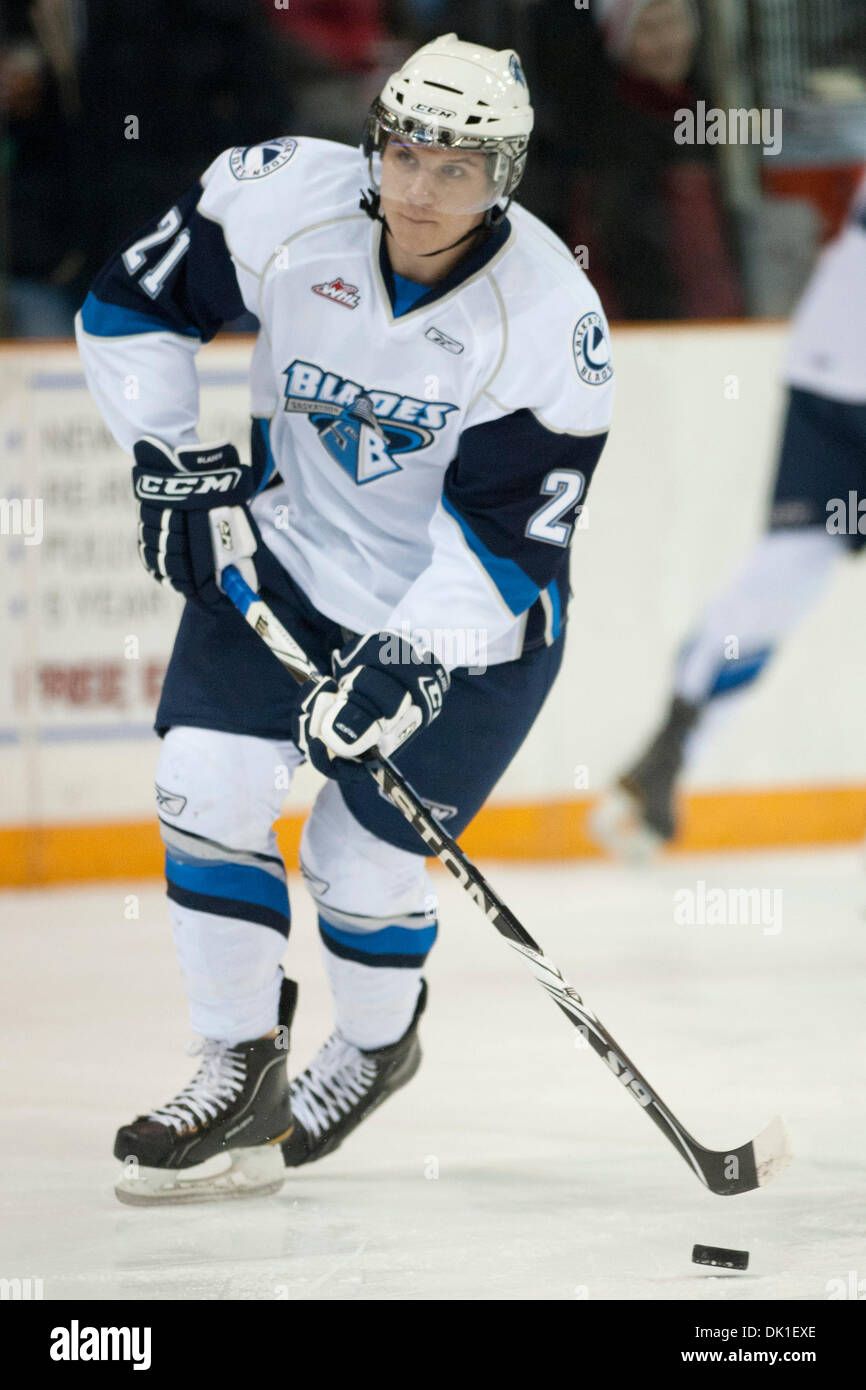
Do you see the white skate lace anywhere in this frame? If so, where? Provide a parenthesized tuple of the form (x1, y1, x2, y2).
(291, 1034, 379, 1141)
(148, 1040, 247, 1132)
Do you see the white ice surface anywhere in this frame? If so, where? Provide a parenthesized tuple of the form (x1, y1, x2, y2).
(1, 846, 864, 1301)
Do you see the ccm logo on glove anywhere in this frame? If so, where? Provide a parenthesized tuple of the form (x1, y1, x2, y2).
(132, 435, 267, 607)
(134, 469, 243, 501)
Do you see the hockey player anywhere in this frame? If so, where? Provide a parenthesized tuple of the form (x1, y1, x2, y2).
(592, 173, 866, 858)
(76, 34, 614, 1202)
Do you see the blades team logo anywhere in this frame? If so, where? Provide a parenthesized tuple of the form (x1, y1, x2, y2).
(572, 312, 613, 386)
(282, 359, 457, 485)
(229, 137, 297, 181)
(312, 277, 361, 309)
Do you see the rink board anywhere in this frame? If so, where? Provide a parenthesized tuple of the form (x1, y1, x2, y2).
(2, 326, 866, 884)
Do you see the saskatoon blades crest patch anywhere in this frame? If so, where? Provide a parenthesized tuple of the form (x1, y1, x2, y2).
(315, 393, 397, 483)
(573, 312, 613, 386)
(229, 137, 297, 181)
(282, 359, 457, 485)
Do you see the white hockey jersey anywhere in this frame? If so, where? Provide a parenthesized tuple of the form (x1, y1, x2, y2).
(76, 137, 613, 666)
(784, 171, 866, 405)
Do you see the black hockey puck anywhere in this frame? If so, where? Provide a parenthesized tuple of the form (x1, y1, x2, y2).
(692, 1244, 749, 1271)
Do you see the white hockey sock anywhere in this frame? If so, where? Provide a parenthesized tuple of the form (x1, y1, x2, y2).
(673, 527, 839, 764)
(320, 944, 423, 1050)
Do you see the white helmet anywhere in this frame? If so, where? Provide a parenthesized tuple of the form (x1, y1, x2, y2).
(363, 33, 534, 214)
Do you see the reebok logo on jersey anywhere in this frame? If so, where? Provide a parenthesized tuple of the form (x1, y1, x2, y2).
(134, 469, 243, 501)
(312, 277, 361, 309)
(282, 359, 457, 484)
(426, 325, 464, 355)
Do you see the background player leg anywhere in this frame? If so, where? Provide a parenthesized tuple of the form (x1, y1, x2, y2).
(591, 526, 840, 857)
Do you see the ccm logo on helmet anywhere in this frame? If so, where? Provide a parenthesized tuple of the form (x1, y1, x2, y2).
(134, 469, 243, 500)
(411, 102, 456, 119)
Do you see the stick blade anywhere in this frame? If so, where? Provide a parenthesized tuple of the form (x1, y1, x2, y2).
(753, 1114, 793, 1188)
(697, 1114, 792, 1195)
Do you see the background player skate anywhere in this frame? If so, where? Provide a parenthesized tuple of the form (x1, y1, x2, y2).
(76, 34, 613, 1203)
(592, 173, 866, 858)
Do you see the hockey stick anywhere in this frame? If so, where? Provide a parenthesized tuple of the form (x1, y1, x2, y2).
(221, 563, 791, 1195)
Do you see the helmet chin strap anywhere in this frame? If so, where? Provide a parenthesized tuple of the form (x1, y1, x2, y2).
(415, 221, 488, 258)
(359, 188, 510, 260)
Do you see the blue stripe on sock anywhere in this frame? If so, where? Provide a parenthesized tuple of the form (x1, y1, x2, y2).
(318, 914, 437, 964)
(165, 854, 289, 918)
(708, 648, 772, 698)
(167, 882, 290, 936)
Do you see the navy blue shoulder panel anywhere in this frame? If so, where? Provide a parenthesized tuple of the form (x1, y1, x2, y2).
(86, 183, 246, 342)
(444, 407, 607, 596)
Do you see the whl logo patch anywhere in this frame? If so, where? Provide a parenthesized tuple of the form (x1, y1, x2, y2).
(282, 359, 457, 485)
(312, 277, 361, 309)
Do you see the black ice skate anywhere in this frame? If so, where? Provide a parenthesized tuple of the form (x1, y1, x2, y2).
(114, 976, 298, 1205)
(590, 696, 700, 861)
(282, 981, 426, 1168)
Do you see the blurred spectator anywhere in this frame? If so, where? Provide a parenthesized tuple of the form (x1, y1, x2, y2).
(1, 1, 290, 336)
(264, 1, 412, 145)
(1, 1, 82, 335)
(2, 0, 752, 335)
(265, 0, 392, 73)
(528, 0, 745, 320)
(75, 2, 290, 305)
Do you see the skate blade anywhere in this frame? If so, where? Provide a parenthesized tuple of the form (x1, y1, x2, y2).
(588, 787, 664, 865)
(114, 1142, 286, 1206)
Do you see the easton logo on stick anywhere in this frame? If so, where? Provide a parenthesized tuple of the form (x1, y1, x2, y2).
(371, 766, 501, 923)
